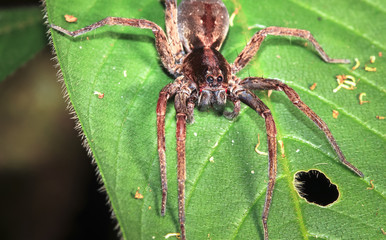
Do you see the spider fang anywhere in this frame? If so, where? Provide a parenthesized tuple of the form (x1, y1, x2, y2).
(359, 93, 369, 105)
(351, 58, 360, 70)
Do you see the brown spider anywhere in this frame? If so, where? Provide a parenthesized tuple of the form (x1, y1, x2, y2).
(50, 0, 364, 239)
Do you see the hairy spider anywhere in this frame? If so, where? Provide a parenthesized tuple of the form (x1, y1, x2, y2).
(50, 0, 364, 239)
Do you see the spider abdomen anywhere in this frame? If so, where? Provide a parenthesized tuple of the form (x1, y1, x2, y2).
(177, 0, 229, 53)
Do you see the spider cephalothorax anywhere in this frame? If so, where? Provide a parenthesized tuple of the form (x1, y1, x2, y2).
(50, 0, 363, 239)
(182, 47, 230, 112)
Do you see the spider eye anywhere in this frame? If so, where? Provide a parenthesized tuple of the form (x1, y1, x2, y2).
(217, 76, 223, 82)
(206, 76, 214, 83)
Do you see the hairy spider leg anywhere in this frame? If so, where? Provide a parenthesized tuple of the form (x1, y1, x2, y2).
(240, 77, 364, 177)
(234, 89, 278, 240)
(165, 0, 185, 62)
(157, 82, 180, 216)
(231, 26, 350, 74)
(224, 99, 241, 119)
(174, 89, 192, 240)
(50, 17, 179, 75)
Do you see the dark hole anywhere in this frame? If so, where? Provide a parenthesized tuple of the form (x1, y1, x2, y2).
(294, 170, 339, 206)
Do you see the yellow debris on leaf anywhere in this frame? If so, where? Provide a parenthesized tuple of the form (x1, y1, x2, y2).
(64, 14, 77, 23)
(332, 110, 339, 119)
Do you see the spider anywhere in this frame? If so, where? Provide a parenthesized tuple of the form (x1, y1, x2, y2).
(50, 0, 364, 239)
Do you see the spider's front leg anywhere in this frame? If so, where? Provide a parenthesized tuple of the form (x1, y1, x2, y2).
(229, 85, 277, 240)
(157, 77, 195, 240)
(240, 77, 364, 177)
(50, 17, 178, 75)
(173, 83, 196, 240)
(156, 81, 181, 216)
(231, 26, 350, 74)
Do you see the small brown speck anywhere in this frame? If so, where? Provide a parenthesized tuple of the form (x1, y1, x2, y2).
(94, 91, 104, 99)
(332, 110, 339, 119)
(370, 56, 376, 63)
(278, 140, 285, 158)
(229, 7, 239, 27)
(255, 134, 267, 156)
(358, 93, 369, 105)
(365, 65, 376, 72)
(64, 14, 77, 23)
(267, 90, 273, 98)
(367, 180, 374, 190)
(351, 58, 360, 70)
(134, 188, 143, 199)
(309, 83, 317, 91)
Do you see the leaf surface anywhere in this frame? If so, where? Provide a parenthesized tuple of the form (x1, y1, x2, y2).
(0, 7, 46, 81)
(46, 0, 385, 239)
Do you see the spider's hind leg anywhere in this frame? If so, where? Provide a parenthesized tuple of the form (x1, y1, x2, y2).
(240, 77, 363, 177)
(165, 0, 184, 61)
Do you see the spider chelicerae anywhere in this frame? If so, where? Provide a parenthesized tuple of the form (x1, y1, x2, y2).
(50, 0, 364, 239)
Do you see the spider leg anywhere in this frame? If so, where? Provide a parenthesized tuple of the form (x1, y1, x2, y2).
(50, 17, 178, 75)
(223, 99, 241, 119)
(174, 89, 191, 240)
(235, 89, 277, 240)
(157, 82, 180, 216)
(231, 26, 350, 74)
(165, 0, 185, 62)
(186, 93, 197, 124)
(241, 77, 364, 177)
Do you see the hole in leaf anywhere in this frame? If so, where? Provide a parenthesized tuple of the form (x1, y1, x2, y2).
(294, 169, 339, 206)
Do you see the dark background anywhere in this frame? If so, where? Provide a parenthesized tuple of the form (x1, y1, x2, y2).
(0, 1, 118, 239)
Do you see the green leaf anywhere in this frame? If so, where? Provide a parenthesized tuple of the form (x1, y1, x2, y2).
(0, 7, 46, 82)
(45, 0, 385, 239)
